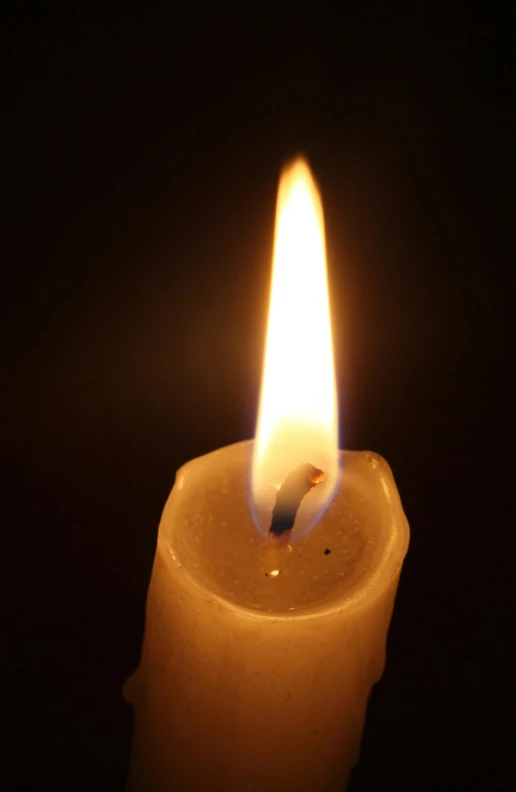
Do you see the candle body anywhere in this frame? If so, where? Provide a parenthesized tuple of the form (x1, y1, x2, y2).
(125, 441, 409, 792)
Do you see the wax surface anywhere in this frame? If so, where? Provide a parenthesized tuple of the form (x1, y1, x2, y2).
(125, 441, 409, 792)
(168, 442, 399, 611)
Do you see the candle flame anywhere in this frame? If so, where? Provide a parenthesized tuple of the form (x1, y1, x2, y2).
(252, 157, 339, 537)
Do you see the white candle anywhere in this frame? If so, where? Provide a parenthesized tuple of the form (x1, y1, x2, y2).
(125, 159, 410, 792)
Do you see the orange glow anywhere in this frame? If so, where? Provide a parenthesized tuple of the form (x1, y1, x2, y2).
(309, 471, 326, 486)
(252, 157, 339, 537)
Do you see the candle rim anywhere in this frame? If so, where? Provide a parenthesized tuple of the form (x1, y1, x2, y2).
(160, 440, 410, 623)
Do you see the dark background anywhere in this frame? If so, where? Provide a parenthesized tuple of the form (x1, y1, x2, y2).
(4, 6, 513, 791)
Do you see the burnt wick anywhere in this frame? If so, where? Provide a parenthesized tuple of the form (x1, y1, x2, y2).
(269, 463, 325, 539)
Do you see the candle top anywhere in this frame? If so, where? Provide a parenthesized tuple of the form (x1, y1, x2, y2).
(159, 441, 409, 617)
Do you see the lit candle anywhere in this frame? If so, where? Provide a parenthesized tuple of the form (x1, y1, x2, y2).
(124, 158, 409, 792)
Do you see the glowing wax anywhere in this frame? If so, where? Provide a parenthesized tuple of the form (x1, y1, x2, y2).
(125, 440, 409, 791)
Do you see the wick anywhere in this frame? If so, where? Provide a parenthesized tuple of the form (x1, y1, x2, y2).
(268, 463, 325, 540)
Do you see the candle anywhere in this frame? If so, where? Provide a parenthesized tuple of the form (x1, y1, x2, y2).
(124, 159, 409, 792)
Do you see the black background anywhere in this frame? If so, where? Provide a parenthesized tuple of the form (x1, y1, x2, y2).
(4, 6, 513, 791)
